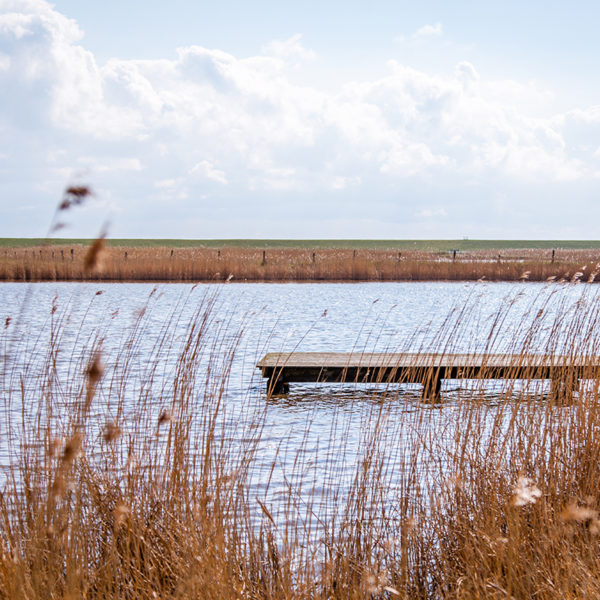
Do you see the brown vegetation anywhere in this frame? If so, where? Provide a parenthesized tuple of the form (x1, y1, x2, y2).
(2, 288, 600, 598)
(2, 245, 600, 282)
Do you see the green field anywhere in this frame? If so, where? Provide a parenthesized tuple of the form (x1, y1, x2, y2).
(2, 238, 600, 251)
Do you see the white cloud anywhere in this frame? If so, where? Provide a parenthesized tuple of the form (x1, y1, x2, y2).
(152, 178, 188, 200)
(414, 22, 443, 38)
(395, 22, 443, 42)
(2, 1, 600, 237)
(190, 160, 228, 184)
(455, 61, 479, 86)
(262, 34, 317, 63)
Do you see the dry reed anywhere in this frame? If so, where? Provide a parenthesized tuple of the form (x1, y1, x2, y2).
(1, 245, 600, 282)
(2, 285, 600, 598)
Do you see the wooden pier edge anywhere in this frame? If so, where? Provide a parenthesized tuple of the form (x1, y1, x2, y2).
(256, 352, 599, 400)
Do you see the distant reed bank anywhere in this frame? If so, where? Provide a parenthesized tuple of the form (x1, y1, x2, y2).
(1, 244, 600, 282)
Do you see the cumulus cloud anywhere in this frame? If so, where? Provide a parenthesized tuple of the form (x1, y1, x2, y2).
(262, 34, 317, 63)
(1, 0, 600, 237)
(395, 21, 443, 42)
(190, 160, 228, 184)
(414, 22, 443, 38)
(455, 61, 479, 86)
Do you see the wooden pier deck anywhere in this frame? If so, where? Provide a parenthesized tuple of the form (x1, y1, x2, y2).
(256, 352, 600, 398)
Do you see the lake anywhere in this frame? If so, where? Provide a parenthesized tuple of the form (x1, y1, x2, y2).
(0, 281, 597, 525)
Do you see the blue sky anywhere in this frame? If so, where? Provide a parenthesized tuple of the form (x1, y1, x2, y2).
(1, 0, 600, 239)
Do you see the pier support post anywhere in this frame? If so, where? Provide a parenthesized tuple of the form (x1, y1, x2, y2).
(549, 377, 579, 404)
(267, 376, 289, 397)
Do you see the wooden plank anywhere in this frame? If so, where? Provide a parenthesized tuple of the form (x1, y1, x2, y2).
(257, 352, 600, 398)
(257, 352, 600, 369)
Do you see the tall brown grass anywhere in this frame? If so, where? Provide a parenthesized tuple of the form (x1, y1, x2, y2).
(2, 245, 599, 282)
(2, 285, 600, 598)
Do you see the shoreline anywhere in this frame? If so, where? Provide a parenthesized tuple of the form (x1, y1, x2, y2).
(0, 276, 595, 284)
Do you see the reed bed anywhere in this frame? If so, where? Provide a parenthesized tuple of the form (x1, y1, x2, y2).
(2, 245, 600, 282)
(2, 285, 600, 598)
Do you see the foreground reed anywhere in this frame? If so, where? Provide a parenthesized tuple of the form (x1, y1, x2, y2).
(2, 285, 600, 598)
(2, 245, 600, 282)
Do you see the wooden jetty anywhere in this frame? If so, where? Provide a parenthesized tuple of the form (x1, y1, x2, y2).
(256, 352, 600, 398)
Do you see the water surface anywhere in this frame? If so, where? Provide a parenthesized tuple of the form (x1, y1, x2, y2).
(0, 281, 596, 523)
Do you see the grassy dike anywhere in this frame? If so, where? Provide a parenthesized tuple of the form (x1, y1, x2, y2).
(2, 238, 600, 250)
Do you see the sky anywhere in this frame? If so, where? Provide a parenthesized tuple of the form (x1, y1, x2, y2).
(1, 0, 600, 239)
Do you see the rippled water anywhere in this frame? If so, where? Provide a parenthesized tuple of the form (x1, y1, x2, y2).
(0, 281, 598, 522)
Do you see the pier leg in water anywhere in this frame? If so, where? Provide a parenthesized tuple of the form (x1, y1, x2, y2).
(549, 377, 579, 404)
(267, 376, 289, 397)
